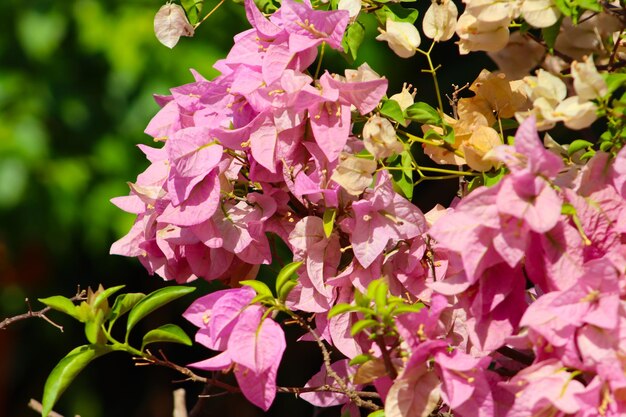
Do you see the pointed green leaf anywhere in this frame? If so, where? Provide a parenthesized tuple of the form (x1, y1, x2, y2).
(322, 208, 337, 239)
(349, 353, 372, 366)
(277, 280, 298, 302)
(374, 4, 418, 24)
(380, 99, 405, 124)
(240, 280, 274, 300)
(388, 151, 414, 199)
(393, 302, 425, 315)
(84, 309, 106, 344)
(38, 296, 80, 321)
(342, 21, 365, 60)
(567, 139, 594, 156)
(108, 292, 146, 326)
(605, 73, 626, 95)
(141, 324, 192, 351)
(541, 17, 562, 52)
(374, 281, 388, 312)
(92, 285, 125, 310)
(351, 319, 379, 336)
(404, 102, 441, 124)
(368, 410, 385, 417)
(41, 344, 111, 417)
(328, 303, 356, 318)
(275, 261, 303, 294)
(126, 286, 195, 336)
(251, 294, 274, 304)
(181, 0, 204, 24)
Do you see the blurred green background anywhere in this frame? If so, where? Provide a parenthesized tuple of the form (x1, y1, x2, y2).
(0, 0, 491, 415)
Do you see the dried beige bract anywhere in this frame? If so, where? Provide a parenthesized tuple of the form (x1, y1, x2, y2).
(154, 3, 195, 49)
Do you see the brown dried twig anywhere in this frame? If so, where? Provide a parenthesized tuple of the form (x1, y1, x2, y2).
(0, 288, 86, 332)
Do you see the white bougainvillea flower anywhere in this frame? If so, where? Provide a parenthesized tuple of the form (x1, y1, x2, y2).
(554, 97, 598, 130)
(571, 56, 608, 101)
(520, 0, 560, 28)
(338, 0, 362, 19)
(376, 20, 421, 58)
(523, 69, 567, 105)
(456, 13, 509, 54)
(344, 62, 382, 83)
(463, 0, 519, 25)
(154, 3, 194, 49)
(331, 152, 378, 195)
(423, 0, 458, 42)
(362, 115, 404, 159)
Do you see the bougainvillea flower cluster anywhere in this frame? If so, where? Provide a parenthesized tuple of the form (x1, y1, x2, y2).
(111, 0, 626, 415)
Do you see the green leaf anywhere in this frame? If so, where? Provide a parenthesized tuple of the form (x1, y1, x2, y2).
(38, 296, 81, 321)
(404, 102, 441, 124)
(328, 303, 356, 318)
(241, 280, 274, 300)
(349, 353, 372, 366)
(108, 293, 146, 325)
(322, 208, 337, 239)
(442, 122, 455, 145)
(561, 202, 576, 215)
(553, 0, 573, 16)
(342, 21, 365, 61)
(393, 302, 425, 315)
(366, 279, 382, 300)
(380, 99, 405, 124)
(275, 261, 303, 294)
(126, 286, 195, 336)
(388, 151, 414, 199)
(567, 139, 594, 156)
(482, 167, 507, 187)
(374, 281, 389, 312)
(354, 289, 369, 308)
(574, 0, 601, 12)
(41, 344, 111, 417)
(181, 0, 204, 24)
(605, 73, 626, 95)
(84, 308, 106, 344)
(374, 4, 418, 25)
(141, 324, 192, 351)
(277, 280, 298, 302)
(368, 410, 385, 417)
(579, 150, 596, 161)
(541, 17, 562, 53)
(92, 285, 125, 310)
(599, 141, 613, 152)
(351, 318, 379, 336)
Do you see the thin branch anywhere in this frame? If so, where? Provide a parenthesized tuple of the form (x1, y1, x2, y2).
(1, 289, 86, 331)
(28, 398, 79, 417)
(373, 334, 398, 380)
(173, 389, 188, 417)
(288, 312, 381, 411)
(277, 385, 380, 398)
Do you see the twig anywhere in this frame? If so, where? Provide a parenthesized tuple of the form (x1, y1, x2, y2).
(1, 289, 86, 331)
(173, 388, 188, 417)
(288, 312, 381, 411)
(28, 398, 77, 417)
(373, 334, 397, 380)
